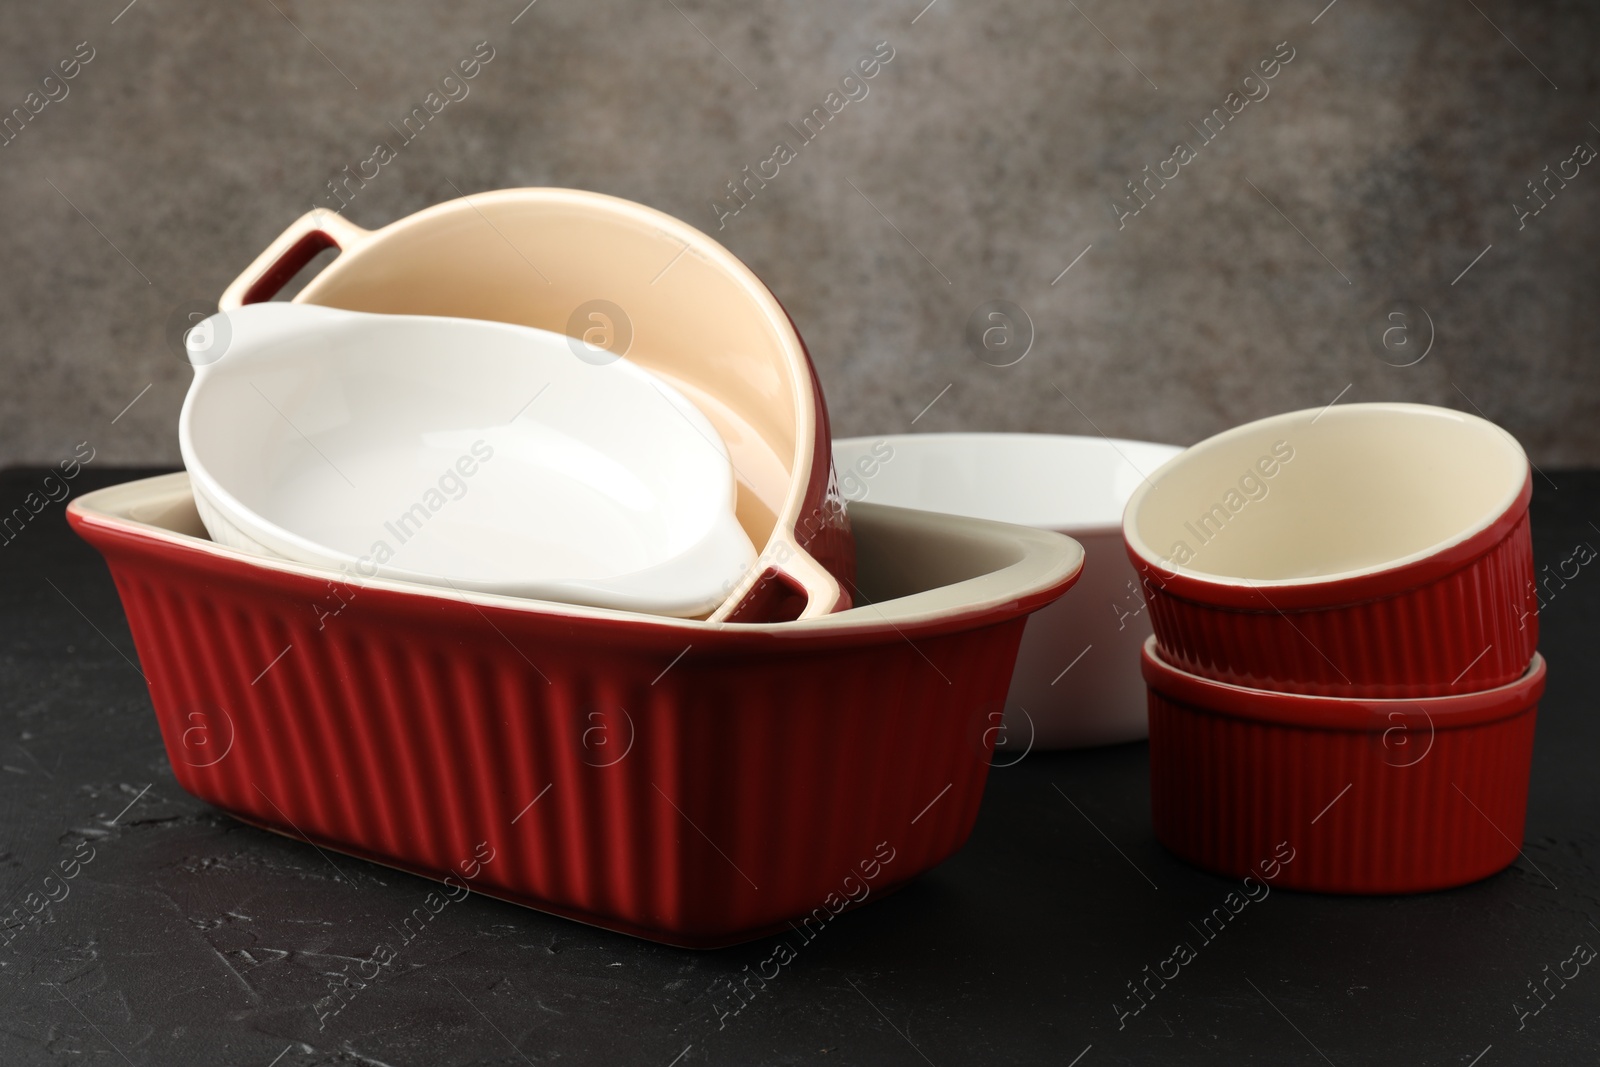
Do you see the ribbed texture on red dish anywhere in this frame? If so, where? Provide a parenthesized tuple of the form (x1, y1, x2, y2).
(1147, 689, 1539, 893)
(96, 541, 1021, 948)
(1144, 511, 1536, 697)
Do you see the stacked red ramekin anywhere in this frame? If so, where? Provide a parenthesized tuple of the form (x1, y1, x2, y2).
(1123, 403, 1542, 892)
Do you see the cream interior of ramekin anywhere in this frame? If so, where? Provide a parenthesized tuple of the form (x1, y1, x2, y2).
(1124, 403, 1527, 583)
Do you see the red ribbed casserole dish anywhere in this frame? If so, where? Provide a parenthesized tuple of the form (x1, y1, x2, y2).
(69, 474, 1083, 947)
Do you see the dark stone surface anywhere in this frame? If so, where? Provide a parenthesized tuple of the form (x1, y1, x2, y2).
(2, 1, 1599, 467)
(0, 465, 1596, 1065)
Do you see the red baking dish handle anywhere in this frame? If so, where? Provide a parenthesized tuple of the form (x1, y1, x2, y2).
(709, 537, 845, 623)
(770, 541, 844, 620)
(218, 210, 374, 309)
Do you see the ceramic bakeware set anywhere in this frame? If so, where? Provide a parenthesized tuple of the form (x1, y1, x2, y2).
(70, 189, 1087, 947)
(70, 189, 1546, 945)
(1124, 403, 1543, 893)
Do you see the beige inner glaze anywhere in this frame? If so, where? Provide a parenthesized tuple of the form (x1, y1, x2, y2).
(1125, 404, 1526, 582)
(292, 194, 804, 557)
(74, 473, 1083, 632)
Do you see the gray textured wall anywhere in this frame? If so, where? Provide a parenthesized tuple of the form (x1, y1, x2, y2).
(2, 0, 1596, 466)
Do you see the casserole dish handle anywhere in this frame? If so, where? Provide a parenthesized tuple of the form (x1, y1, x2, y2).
(710, 537, 844, 623)
(219, 210, 374, 309)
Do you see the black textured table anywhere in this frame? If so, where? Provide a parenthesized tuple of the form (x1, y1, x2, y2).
(3, 467, 1596, 1067)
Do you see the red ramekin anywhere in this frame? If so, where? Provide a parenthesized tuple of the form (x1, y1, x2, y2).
(1144, 637, 1545, 894)
(1123, 403, 1537, 697)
